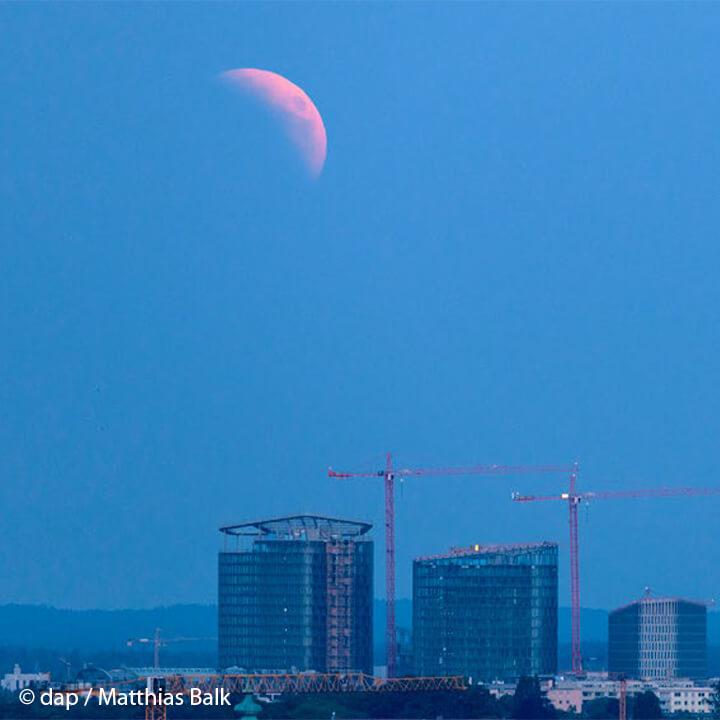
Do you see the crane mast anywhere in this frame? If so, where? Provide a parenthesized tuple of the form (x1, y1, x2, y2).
(329, 455, 574, 677)
(383, 453, 396, 677)
(568, 463, 581, 673)
(513, 481, 720, 674)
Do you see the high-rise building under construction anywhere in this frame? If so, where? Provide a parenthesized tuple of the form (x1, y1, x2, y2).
(218, 515, 373, 673)
(413, 542, 558, 681)
(609, 593, 707, 680)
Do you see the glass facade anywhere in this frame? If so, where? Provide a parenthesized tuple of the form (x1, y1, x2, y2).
(413, 542, 558, 681)
(218, 517, 373, 673)
(609, 597, 707, 680)
(608, 602, 640, 677)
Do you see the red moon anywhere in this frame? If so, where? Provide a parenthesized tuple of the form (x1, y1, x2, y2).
(221, 68, 327, 179)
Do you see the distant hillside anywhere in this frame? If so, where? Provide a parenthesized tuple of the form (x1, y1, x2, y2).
(0, 604, 216, 653)
(0, 602, 718, 675)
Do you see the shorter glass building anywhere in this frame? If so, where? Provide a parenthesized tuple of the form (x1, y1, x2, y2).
(413, 542, 558, 681)
(609, 594, 707, 680)
(218, 515, 373, 673)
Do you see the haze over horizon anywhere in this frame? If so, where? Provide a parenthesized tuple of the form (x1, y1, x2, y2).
(2, 4, 720, 611)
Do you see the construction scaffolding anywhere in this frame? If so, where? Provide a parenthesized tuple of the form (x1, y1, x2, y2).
(326, 540, 354, 672)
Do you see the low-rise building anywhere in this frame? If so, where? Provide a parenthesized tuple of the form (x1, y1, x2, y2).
(656, 683, 714, 715)
(1, 664, 50, 692)
(543, 676, 715, 715)
(546, 683, 584, 713)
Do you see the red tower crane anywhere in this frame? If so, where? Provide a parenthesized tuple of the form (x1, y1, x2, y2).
(618, 676, 628, 720)
(329, 454, 575, 677)
(512, 483, 720, 675)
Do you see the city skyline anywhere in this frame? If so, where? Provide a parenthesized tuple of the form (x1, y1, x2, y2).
(2, 2, 720, 612)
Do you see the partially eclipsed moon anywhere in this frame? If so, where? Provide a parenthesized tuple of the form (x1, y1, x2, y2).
(221, 68, 327, 179)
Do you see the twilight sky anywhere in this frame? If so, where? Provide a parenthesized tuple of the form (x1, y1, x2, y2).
(1, 3, 719, 610)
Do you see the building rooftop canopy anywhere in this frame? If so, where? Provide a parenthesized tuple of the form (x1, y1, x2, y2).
(219, 514, 372, 539)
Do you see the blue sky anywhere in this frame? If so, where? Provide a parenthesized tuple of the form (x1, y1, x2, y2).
(1, 3, 719, 609)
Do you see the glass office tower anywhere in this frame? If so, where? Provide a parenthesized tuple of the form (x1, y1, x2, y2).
(218, 515, 373, 673)
(609, 594, 707, 680)
(413, 542, 558, 681)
